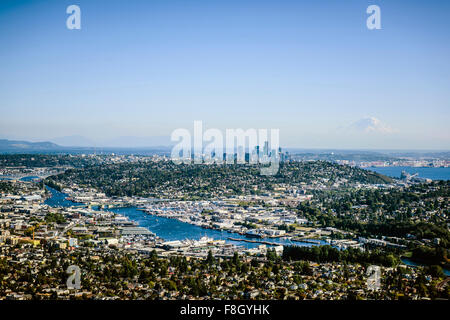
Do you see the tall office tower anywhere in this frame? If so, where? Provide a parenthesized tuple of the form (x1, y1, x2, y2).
(263, 141, 269, 156)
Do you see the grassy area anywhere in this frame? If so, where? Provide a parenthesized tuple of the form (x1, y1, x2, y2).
(402, 251, 413, 258)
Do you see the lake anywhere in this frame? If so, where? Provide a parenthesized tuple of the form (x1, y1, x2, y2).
(43, 187, 450, 272)
(401, 257, 450, 276)
(44, 186, 324, 249)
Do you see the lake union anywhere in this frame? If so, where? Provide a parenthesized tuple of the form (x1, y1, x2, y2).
(44, 185, 450, 274)
(44, 187, 323, 249)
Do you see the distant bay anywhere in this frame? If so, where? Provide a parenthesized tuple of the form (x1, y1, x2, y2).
(365, 166, 450, 181)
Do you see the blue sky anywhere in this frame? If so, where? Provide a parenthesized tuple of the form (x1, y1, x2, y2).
(0, 0, 449, 149)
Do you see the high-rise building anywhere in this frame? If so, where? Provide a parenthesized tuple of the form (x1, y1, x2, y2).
(263, 141, 269, 156)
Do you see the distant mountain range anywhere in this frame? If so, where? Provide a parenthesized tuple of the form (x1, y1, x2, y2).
(50, 135, 96, 148)
(0, 139, 172, 155)
(49, 135, 174, 148)
(0, 139, 62, 152)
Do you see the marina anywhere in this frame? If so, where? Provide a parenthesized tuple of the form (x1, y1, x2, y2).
(44, 186, 326, 250)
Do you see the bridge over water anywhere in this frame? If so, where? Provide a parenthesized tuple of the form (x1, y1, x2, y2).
(0, 171, 64, 180)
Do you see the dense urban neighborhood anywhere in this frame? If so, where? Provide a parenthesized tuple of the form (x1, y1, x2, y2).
(0, 154, 449, 300)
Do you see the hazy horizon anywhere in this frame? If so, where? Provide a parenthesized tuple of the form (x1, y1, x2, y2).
(1, 136, 450, 153)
